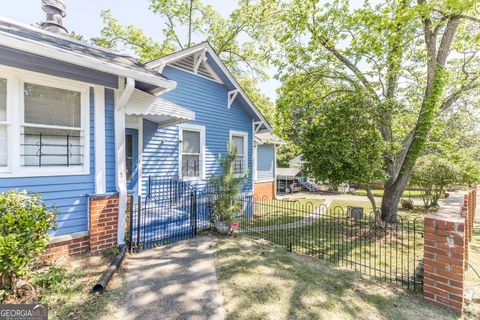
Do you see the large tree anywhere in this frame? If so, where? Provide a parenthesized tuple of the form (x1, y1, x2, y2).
(93, 0, 277, 121)
(271, 0, 479, 222)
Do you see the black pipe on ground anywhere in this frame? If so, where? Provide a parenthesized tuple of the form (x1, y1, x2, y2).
(92, 245, 126, 295)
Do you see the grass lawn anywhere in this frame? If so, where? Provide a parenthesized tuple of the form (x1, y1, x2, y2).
(242, 198, 324, 228)
(354, 189, 425, 199)
(214, 237, 458, 320)
(24, 250, 125, 320)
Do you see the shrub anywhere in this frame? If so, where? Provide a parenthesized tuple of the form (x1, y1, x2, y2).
(400, 199, 414, 210)
(0, 191, 57, 290)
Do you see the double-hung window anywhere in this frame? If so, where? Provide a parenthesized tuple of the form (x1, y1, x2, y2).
(0, 66, 89, 177)
(180, 124, 205, 180)
(0, 78, 7, 171)
(230, 131, 248, 176)
(23, 83, 83, 168)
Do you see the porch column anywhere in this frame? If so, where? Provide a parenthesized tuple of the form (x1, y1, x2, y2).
(94, 85, 106, 194)
(114, 77, 135, 245)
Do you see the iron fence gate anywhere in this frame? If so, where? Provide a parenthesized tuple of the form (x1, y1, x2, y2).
(128, 178, 211, 252)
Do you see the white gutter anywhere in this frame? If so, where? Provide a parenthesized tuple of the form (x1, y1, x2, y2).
(0, 32, 176, 91)
(115, 77, 135, 245)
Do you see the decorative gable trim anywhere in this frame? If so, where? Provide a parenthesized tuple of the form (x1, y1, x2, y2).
(228, 89, 239, 108)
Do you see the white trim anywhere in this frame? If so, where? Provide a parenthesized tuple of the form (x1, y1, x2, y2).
(0, 66, 91, 178)
(0, 27, 176, 92)
(193, 49, 207, 74)
(94, 85, 106, 194)
(229, 130, 248, 178)
(137, 117, 144, 196)
(0, 74, 13, 173)
(228, 89, 239, 109)
(179, 123, 206, 181)
(255, 179, 275, 183)
(48, 231, 89, 244)
(115, 77, 135, 246)
(166, 64, 223, 84)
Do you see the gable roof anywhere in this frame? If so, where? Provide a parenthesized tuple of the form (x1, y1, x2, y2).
(146, 42, 272, 132)
(0, 17, 176, 92)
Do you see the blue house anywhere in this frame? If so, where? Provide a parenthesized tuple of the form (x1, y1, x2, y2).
(0, 4, 274, 255)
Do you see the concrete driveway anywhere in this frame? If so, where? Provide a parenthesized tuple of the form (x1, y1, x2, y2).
(117, 237, 224, 320)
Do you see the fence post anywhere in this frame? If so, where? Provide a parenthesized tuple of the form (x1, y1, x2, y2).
(128, 194, 133, 253)
(423, 192, 466, 315)
(136, 195, 141, 252)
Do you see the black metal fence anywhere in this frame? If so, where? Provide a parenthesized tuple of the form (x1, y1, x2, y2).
(127, 178, 424, 291)
(128, 178, 211, 252)
(234, 197, 424, 291)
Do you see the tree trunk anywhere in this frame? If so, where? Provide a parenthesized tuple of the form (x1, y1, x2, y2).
(381, 170, 411, 223)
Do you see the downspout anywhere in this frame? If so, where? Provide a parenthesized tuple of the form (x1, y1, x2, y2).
(115, 77, 135, 245)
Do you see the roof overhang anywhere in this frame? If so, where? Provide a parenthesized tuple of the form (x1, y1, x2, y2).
(126, 89, 195, 127)
(255, 132, 284, 145)
(0, 26, 176, 93)
(147, 42, 272, 132)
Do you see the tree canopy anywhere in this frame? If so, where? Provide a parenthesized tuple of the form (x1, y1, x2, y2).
(93, 0, 276, 121)
(269, 0, 480, 221)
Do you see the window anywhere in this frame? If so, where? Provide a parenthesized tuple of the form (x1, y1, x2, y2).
(0, 66, 90, 177)
(22, 83, 83, 167)
(0, 79, 7, 168)
(230, 131, 248, 176)
(180, 124, 205, 180)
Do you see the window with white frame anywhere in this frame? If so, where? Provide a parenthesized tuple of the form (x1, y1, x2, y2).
(230, 131, 248, 176)
(180, 125, 205, 179)
(0, 78, 7, 169)
(23, 83, 84, 167)
(0, 66, 89, 177)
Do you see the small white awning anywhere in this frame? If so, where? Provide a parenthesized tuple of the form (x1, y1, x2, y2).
(126, 89, 195, 127)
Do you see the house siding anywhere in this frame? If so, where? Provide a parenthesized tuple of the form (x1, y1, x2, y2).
(141, 65, 254, 193)
(0, 46, 118, 88)
(0, 87, 116, 237)
(256, 144, 275, 181)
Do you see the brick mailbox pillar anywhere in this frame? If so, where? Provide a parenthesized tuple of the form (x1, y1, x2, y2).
(89, 194, 119, 253)
(423, 193, 467, 314)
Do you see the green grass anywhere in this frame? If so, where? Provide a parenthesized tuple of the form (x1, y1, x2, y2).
(354, 189, 425, 198)
(243, 199, 324, 228)
(215, 237, 458, 320)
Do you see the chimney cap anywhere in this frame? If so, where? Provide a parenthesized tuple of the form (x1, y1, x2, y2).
(42, 0, 66, 17)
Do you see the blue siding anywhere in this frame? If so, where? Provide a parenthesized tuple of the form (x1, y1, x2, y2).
(0, 46, 118, 88)
(0, 88, 96, 237)
(142, 66, 254, 193)
(256, 144, 275, 181)
(105, 88, 116, 192)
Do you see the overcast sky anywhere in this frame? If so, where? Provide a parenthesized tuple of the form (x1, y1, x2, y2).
(2, 0, 281, 101)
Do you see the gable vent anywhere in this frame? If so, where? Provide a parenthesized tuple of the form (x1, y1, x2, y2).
(41, 0, 68, 35)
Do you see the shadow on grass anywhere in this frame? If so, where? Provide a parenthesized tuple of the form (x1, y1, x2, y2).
(215, 237, 457, 320)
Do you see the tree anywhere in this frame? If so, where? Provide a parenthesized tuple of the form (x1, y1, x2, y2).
(410, 155, 459, 208)
(269, 0, 480, 222)
(93, 0, 277, 121)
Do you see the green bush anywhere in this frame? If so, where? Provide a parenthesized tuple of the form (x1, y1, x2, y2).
(0, 190, 57, 290)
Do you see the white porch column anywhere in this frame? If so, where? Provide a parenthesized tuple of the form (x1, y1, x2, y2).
(137, 117, 143, 197)
(115, 77, 135, 245)
(94, 85, 106, 194)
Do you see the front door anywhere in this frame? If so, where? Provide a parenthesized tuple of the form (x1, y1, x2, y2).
(125, 128, 138, 195)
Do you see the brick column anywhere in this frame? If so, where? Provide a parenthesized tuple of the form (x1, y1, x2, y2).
(423, 194, 466, 315)
(89, 194, 119, 253)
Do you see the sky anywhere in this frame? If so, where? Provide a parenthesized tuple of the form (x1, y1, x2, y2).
(2, 0, 281, 101)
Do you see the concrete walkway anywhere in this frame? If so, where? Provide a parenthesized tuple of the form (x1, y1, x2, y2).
(117, 237, 224, 320)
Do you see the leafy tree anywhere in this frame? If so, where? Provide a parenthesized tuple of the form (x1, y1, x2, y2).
(93, 1, 276, 121)
(410, 155, 460, 207)
(269, 0, 480, 221)
(277, 86, 386, 211)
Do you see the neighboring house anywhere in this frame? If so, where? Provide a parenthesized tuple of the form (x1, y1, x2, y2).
(0, 4, 272, 256)
(254, 132, 283, 199)
(276, 167, 303, 195)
